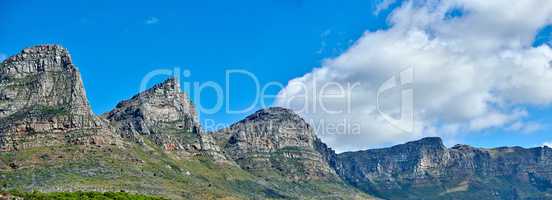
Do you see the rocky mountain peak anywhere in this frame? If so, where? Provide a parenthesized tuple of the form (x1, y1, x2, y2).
(0, 45, 90, 117)
(239, 107, 314, 139)
(244, 107, 298, 120)
(104, 77, 203, 154)
(141, 77, 181, 96)
(3, 45, 72, 66)
(0, 44, 112, 152)
(404, 137, 446, 149)
(336, 137, 552, 199)
(451, 144, 475, 151)
(227, 107, 316, 150)
(213, 107, 338, 180)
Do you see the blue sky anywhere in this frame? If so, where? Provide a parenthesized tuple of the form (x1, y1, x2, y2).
(1, 0, 552, 151)
(0, 0, 390, 126)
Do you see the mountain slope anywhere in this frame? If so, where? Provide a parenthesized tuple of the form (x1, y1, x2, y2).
(103, 77, 204, 155)
(0, 45, 372, 200)
(336, 137, 552, 199)
(0, 45, 115, 152)
(213, 107, 338, 181)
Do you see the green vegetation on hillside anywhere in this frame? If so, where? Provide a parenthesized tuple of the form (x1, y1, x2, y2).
(0, 138, 370, 200)
(3, 191, 167, 200)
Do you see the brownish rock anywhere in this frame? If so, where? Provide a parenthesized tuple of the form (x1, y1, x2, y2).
(103, 77, 224, 158)
(213, 107, 338, 180)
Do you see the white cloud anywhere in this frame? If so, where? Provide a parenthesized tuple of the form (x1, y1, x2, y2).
(469, 109, 527, 131)
(276, 0, 552, 152)
(145, 17, 159, 25)
(506, 121, 543, 134)
(374, 0, 397, 15)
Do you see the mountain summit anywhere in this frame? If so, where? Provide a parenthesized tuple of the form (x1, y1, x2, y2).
(104, 77, 203, 153)
(337, 137, 552, 199)
(0, 45, 112, 152)
(214, 107, 339, 180)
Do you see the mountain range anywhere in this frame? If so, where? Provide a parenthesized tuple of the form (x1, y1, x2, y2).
(1, 45, 551, 199)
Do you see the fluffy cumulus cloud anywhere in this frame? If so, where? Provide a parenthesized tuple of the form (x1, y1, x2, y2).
(275, 0, 552, 152)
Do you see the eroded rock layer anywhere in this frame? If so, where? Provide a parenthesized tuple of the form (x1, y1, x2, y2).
(213, 107, 338, 180)
(103, 77, 225, 159)
(336, 137, 552, 199)
(0, 45, 112, 151)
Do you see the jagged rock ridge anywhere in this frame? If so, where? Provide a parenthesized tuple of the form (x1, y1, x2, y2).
(104, 78, 199, 149)
(213, 107, 338, 180)
(103, 77, 224, 158)
(0, 45, 113, 151)
(336, 137, 552, 199)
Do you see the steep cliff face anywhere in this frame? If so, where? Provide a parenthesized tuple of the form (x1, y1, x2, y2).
(314, 137, 339, 171)
(213, 107, 338, 180)
(0, 45, 112, 152)
(336, 137, 552, 199)
(104, 78, 208, 155)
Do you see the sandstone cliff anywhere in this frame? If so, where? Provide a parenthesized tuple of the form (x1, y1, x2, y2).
(0, 45, 113, 152)
(213, 107, 339, 180)
(103, 77, 224, 158)
(336, 137, 552, 199)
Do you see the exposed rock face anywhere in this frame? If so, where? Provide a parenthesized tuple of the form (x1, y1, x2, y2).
(198, 132, 228, 161)
(102, 77, 226, 160)
(103, 78, 206, 154)
(336, 137, 552, 199)
(213, 107, 338, 180)
(0, 45, 112, 152)
(314, 137, 339, 171)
